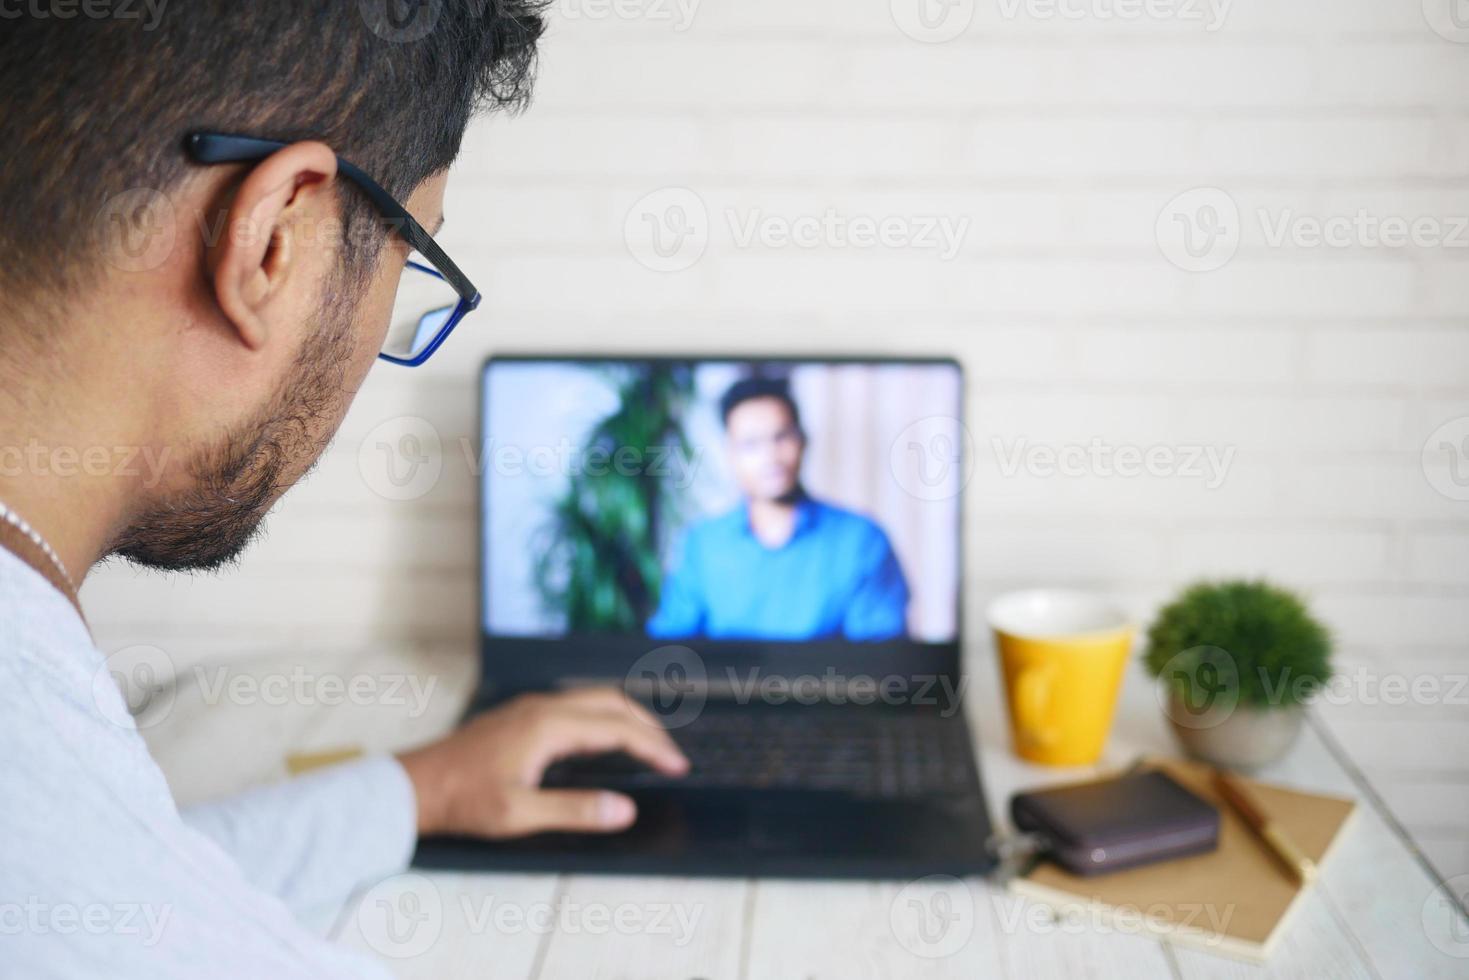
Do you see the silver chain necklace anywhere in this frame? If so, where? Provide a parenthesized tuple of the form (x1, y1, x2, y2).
(0, 498, 77, 594)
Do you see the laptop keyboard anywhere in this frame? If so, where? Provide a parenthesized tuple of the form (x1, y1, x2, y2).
(544, 709, 978, 799)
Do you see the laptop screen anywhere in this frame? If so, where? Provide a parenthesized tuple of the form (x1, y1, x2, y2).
(481, 357, 964, 649)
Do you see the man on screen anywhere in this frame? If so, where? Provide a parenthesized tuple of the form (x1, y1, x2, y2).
(648, 378, 910, 642)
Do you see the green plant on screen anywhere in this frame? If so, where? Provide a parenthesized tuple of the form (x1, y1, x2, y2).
(533, 363, 695, 632)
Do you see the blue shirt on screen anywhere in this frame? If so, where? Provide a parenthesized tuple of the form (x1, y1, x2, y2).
(646, 496, 910, 642)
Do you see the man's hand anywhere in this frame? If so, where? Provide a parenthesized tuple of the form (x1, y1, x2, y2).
(397, 688, 689, 838)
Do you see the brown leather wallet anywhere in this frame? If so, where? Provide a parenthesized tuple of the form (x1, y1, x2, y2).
(1010, 769, 1220, 876)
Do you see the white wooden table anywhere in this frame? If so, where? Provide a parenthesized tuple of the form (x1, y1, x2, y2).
(143, 647, 1469, 979)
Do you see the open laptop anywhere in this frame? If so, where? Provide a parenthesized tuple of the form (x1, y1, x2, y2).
(414, 355, 995, 878)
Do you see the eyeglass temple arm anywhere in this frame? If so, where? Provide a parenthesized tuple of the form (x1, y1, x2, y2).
(184, 132, 480, 305)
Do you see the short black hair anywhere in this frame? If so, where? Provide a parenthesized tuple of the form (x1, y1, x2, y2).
(720, 377, 803, 432)
(0, 0, 545, 310)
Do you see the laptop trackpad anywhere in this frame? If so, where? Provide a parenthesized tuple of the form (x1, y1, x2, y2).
(739, 795, 893, 854)
(634, 791, 851, 855)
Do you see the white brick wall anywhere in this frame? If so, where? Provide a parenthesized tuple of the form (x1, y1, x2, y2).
(80, 0, 1469, 876)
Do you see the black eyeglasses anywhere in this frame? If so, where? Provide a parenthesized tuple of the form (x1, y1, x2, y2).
(185, 132, 481, 367)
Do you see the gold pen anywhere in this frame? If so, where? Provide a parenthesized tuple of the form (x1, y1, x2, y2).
(286, 746, 364, 776)
(1212, 768, 1318, 885)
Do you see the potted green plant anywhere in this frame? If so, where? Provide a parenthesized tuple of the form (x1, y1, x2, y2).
(1143, 580, 1332, 771)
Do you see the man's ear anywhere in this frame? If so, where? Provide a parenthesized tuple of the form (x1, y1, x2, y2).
(207, 141, 339, 352)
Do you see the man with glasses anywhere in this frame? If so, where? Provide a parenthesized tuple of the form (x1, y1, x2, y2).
(0, 4, 686, 977)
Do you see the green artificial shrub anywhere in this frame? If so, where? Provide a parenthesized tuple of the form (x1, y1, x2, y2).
(1144, 580, 1333, 709)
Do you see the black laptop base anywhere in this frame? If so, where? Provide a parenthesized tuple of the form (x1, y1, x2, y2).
(413, 793, 994, 879)
(413, 702, 997, 880)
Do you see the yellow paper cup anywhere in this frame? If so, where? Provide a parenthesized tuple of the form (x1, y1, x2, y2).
(988, 589, 1134, 766)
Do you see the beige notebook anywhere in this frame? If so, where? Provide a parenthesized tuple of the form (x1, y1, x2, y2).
(1009, 758, 1356, 963)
